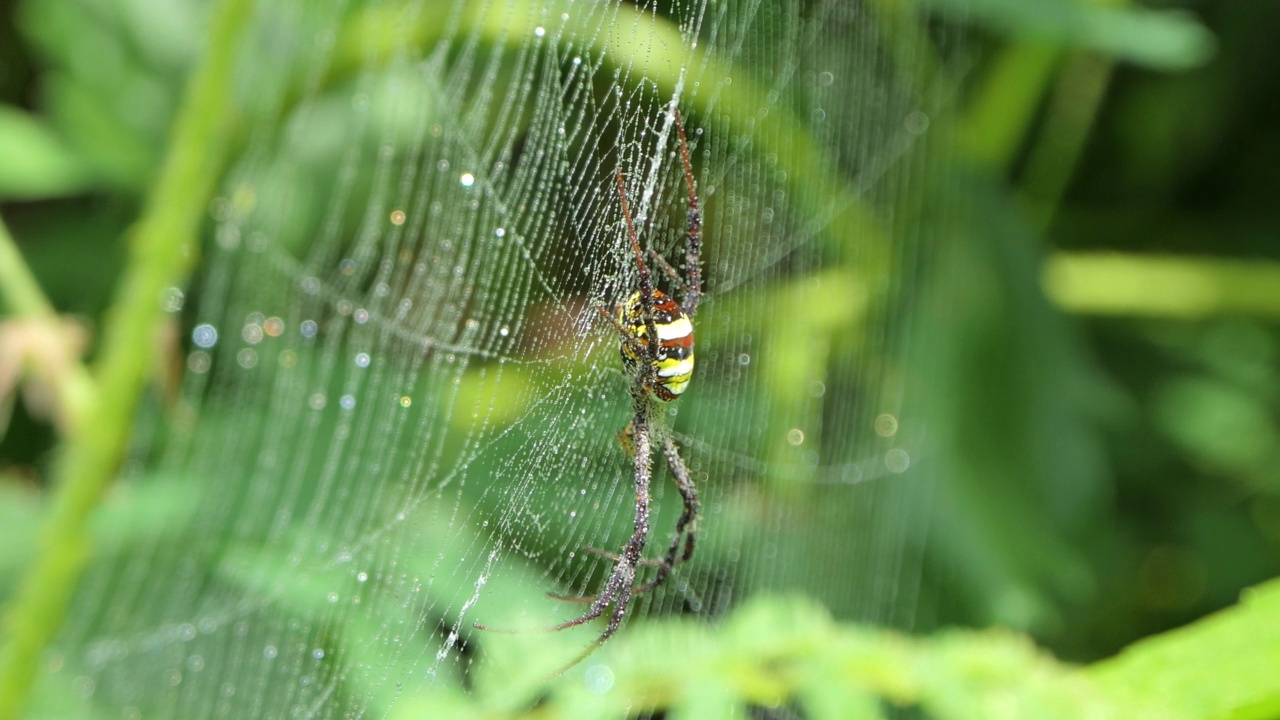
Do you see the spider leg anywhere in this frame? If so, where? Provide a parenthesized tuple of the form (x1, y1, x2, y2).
(662, 433, 699, 565)
(541, 405, 653, 653)
(673, 109, 702, 318)
(544, 552, 669, 606)
(553, 431, 698, 604)
(595, 306, 647, 358)
(633, 432, 698, 593)
(571, 545, 670, 567)
(544, 551, 665, 604)
(647, 248, 688, 291)
(615, 169, 661, 374)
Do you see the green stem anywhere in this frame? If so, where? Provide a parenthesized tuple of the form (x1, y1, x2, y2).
(1019, 53, 1115, 229)
(1044, 252, 1280, 318)
(959, 41, 1062, 171)
(0, 217, 57, 318)
(0, 0, 252, 715)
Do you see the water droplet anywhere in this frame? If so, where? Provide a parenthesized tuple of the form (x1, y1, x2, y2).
(242, 322, 263, 344)
(584, 664, 615, 694)
(905, 111, 929, 135)
(72, 675, 95, 697)
(208, 197, 230, 220)
(192, 324, 218, 348)
(460, 172, 475, 187)
(161, 287, 185, 313)
(786, 428, 805, 446)
(874, 413, 899, 437)
(885, 449, 910, 473)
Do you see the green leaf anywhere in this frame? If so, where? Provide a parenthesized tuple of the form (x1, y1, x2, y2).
(1090, 578, 1280, 720)
(921, 0, 1216, 70)
(41, 74, 160, 190)
(0, 107, 96, 199)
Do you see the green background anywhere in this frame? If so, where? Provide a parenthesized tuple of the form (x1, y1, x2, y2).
(2, 0, 1279, 717)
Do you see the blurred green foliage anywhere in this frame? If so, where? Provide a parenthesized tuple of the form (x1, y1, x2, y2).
(3, 0, 1280, 717)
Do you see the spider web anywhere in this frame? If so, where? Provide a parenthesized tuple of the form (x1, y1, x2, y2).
(40, 0, 960, 715)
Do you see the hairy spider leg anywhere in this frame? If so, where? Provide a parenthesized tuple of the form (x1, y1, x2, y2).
(647, 249, 687, 291)
(543, 405, 654, 642)
(551, 427, 698, 602)
(674, 109, 702, 317)
(633, 433, 698, 593)
(480, 408, 659, 680)
(638, 111, 703, 314)
(595, 306, 648, 358)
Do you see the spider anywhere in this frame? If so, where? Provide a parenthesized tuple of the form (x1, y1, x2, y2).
(549, 109, 704, 661)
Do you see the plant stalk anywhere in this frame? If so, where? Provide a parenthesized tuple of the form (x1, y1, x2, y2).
(0, 0, 252, 715)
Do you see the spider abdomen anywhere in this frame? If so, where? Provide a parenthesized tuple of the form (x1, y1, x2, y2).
(619, 289, 695, 402)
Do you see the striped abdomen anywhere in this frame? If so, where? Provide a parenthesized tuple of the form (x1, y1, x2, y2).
(618, 289, 694, 402)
